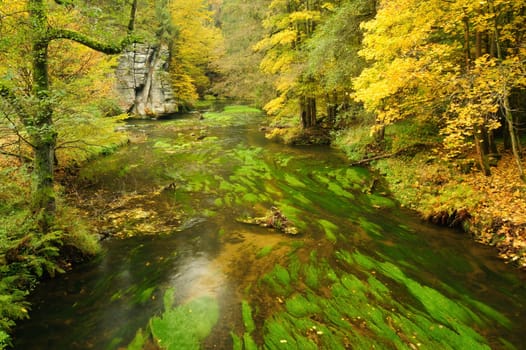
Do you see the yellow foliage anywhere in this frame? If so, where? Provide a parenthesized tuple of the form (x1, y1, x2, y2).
(168, 0, 223, 102)
(260, 50, 296, 75)
(354, 0, 525, 165)
(264, 95, 287, 116)
(269, 29, 298, 46)
(288, 10, 320, 23)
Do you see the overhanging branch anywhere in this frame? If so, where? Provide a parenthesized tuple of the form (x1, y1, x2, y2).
(47, 28, 135, 54)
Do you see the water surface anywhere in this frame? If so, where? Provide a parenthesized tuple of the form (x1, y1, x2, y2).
(14, 106, 526, 349)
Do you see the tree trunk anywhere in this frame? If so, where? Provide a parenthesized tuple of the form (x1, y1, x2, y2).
(488, 0, 524, 180)
(503, 94, 525, 180)
(25, 0, 138, 232)
(30, 0, 57, 232)
(300, 95, 317, 128)
(474, 128, 491, 176)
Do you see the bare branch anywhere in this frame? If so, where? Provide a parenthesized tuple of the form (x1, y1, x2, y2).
(0, 84, 32, 123)
(0, 147, 33, 163)
(2, 112, 36, 148)
(55, 139, 108, 149)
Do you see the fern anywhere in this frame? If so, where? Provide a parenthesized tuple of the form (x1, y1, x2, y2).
(0, 274, 30, 348)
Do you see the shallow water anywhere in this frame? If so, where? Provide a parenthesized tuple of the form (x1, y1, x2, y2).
(13, 106, 526, 349)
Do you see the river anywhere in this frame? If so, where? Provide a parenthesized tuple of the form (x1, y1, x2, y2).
(13, 105, 526, 349)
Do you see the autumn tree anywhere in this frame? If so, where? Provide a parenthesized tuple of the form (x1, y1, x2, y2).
(255, 0, 329, 129)
(305, 0, 375, 126)
(168, 0, 223, 105)
(353, 0, 525, 178)
(0, 0, 138, 232)
(213, 0, 273, 105)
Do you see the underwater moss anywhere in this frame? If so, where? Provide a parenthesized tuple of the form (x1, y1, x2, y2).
(231, 332, 243, 350)
(149, 289, 219, 350)
(318, 219, 338, 243)
(302, 264, 320, 290)
(285, 294, 321, 318)
(261, 264, 292, 295)
(367, 193, 397, 209)
(256, 246, 273, 259)
(126, 329, 146, 350)
(242, 300, 256, 334)
(223, 105, 262, 114)
(358, 217, 384, 238)
(283, 173, 306, 188)
(243, 333, 258, 350)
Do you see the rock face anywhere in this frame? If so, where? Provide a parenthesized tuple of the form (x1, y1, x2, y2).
(115, 43, 178, 117)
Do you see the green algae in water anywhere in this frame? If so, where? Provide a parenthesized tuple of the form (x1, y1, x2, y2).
(242, 300, 256, 334)
(359, 217, 384, 238)
(261, 264, 292, 295)
(283, 173, 306, 188)
(223, 105, 262, 114)
(313, 172, 355, 199)
(134, 286, 155, 304)
(243, 333, 258, 350)
(367, 193, 397, 208)
(318, 219, 338, 243)
(285, 294, 321, 318)
(328, 168, 370, 192)
(287, 253, 301, 282)
(303, 263, 321, 290)
(349, 251, 507, 345)
(127, 329, 146, 350)
(256, 246, 273, 259)
(153, 140, 172, 149)
(252, 243, 503, 350)
(231, 332, 243, 350)
(149, 289, 219, 350)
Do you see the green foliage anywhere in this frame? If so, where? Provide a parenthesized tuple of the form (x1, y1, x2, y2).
(0, 167, 101, 346)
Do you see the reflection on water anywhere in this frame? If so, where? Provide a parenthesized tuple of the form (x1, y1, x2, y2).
(13, 109, 526, 349)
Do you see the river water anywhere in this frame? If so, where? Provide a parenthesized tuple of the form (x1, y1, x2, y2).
(13, 106, 526, 349)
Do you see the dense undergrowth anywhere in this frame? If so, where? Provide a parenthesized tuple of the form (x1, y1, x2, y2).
(0, 165, 101, 348)
(333, 119, 526, 268)
(0, 112, 127, 348)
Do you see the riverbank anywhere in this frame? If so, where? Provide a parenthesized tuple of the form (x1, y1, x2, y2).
(372, 152, 526, 269)
(329, 120, 526, 269)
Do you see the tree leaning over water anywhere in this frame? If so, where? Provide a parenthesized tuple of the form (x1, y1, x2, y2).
(0, 0, 138, 233)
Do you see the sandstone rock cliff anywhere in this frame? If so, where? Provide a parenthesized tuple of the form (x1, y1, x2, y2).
(115, 43, 177, 117)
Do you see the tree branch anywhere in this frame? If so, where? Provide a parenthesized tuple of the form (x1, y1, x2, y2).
(128, 0, 138, 33)
(56, 139, 109, 150)
(0, 148, 33, 163)
(47, 28, 135, 54)
(54, 0, 75, 5)
(0, 84, 32, 123)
